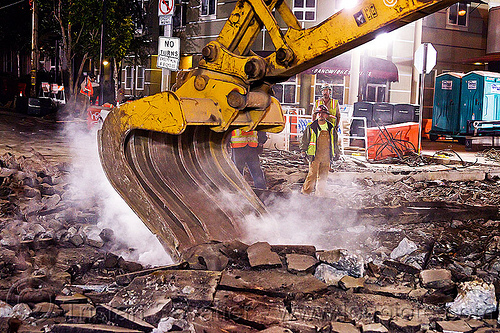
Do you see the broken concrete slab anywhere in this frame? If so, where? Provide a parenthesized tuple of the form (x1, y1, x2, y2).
(446, 280, 497, 317)
(192, 316, 258, 333)
(114, 262, 189, 286)
(62, 303, 96, 323)
(285, 253, 318, 273)
(31, 302, 64, 318)
(109, 270, 221, 310)
(475, 328, 500, 333)
(50, 324, 144, 333)
(329, 322, 359, 332)
(389, 318, 421, 333)
(55, 293, 90, 305)
(383, 260, 420, 275)
(142, 297, 173, 325)
(362, 323, 388, 332)
(96, 304, 155, 332)
(363, 284, 413, 299)
(390, 237, 417, 260)
(219, 269, 327, 297)
(247, 242, 282, 268)
(436, 320, 473, 333)
(420, 269, 454, 289)
(280, 320, 318, 333)
(270, 245, 317, 257)
(316, 249, 364, 277)
(338, 276, 365, 291)
(213, 290, 288, 328)
(258, 326, 293, 333)
(181, 242, 229, 271)
(465, 319, 486, 329)
(314, 263, 347, 286)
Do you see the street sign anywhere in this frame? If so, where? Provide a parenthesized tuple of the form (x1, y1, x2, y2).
(157, 37, 180, 71)
(414, 43, 437, 74)
(159, 15, 172, 25)
(158, 0, 174, 16)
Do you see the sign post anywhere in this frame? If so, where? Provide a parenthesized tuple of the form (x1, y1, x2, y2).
(158, 0, 175, 91)
(414, 43, 437, 154)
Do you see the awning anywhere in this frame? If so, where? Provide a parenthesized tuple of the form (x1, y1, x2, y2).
(304, 54, 399, 82)
(463, 52, 500, 64)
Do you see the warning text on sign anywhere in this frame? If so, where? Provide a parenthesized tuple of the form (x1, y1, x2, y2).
(157, 37, 180, 71)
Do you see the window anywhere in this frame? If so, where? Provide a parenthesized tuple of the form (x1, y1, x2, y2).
(173, 1, 188, 29)
(293, 0, 316, 21)
(273, 77, 298, 104)
(447, 3, 468, 27)
(366, 83, 386, 102)
(136, 66, 145, 91)
(201, 0, 216, 17)
(125, 66, 133, 90)
(314, 75, 344, 104)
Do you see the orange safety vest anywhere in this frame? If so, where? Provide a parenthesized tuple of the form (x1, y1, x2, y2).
(230, 129, 259, 148)
(314, 98, 339, 118)
(80, 78, 93, 97)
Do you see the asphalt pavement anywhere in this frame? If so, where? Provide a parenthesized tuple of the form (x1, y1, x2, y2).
(0, 106, 498, 167)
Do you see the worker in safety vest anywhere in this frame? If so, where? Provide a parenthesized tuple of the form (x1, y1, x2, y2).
(314, 84, 340, 158)
(230, 129, 268, 190)
(78, 74, 95, 117)
(300, 105, 336, 196)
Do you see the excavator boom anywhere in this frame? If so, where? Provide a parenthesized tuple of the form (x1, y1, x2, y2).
(99, 0, 457, 260)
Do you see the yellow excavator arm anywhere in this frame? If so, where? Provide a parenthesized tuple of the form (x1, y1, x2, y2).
(99, 0, 457, 260)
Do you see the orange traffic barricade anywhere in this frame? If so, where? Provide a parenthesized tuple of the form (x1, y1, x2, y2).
(366, 122, 419, 160)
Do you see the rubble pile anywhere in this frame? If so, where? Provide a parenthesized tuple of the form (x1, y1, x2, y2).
(261, 149, 500, 208)
(1, 153, 500, 332)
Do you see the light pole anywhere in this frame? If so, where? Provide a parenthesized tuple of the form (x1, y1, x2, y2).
(99, 0, 107, 105)
(30, 0, 38, 97)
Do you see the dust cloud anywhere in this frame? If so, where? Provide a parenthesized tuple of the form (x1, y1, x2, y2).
(242, 190, 377, 254)
(63, 121, 173, 267)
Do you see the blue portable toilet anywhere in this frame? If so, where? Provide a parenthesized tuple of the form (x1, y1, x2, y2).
(460, 71, 500, 134)
(431, 72, 463, 136)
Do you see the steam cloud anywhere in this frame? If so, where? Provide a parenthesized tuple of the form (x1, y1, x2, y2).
(64, 121, 173, 267)
(242, 189, 375, 254)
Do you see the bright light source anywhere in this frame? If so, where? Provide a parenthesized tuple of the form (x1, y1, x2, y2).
(473, 62, 483, 65)
(458, 9, 466, 16)
(374, 32, 394, 44)
(103, 60, 109, 66)
(339, 0, 358, 9)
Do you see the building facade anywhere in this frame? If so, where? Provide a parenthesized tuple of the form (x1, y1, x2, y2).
(121, 0, 493, 119)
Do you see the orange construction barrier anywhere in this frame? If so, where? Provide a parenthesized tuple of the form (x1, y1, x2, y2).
(366, 122, 419, 160)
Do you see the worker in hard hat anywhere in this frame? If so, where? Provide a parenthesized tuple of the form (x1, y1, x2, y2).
(300, 104, 336, 196)
(230, 129, 268, 190)
(314, 84, 340, 159)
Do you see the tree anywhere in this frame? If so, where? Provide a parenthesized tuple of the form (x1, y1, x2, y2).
(36, 0, 147, 103)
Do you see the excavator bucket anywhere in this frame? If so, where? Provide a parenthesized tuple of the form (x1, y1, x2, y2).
(98, 75, 285, 261)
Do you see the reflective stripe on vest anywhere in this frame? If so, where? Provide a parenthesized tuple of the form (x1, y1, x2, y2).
(230, 129, 259, 148)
